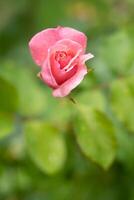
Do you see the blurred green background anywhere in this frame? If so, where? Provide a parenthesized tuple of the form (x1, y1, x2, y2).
(0, 0, 134, 199)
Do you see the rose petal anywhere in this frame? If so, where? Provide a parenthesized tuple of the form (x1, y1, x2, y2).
(29, 28, 59, 66)
(49, 39, 83, 55)
(40, 59, 58, 89)
(52, 65, 87, 97)
(58, 27, 87, 50)
(80, 53, 94, 64)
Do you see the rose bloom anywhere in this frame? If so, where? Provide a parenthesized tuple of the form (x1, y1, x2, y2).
(29, 26, 94, 97)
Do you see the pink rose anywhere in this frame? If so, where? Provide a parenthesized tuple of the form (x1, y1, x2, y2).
(29, 26, 94, 97)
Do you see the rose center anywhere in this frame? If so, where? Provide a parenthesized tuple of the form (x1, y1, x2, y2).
(55, 51, 73, 69)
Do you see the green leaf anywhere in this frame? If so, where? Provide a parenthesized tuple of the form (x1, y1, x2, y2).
(76, 89, 105, 111)
(0, 61, 46, 116)
(74, 106, 117, 169)
(93, 29, 134, 82)
(0, 76, 18, 113)
(0, 113, 15, 139)
(74, 90, 116, 169)
(110, 75, 134, 132)
(102, 30, 133, 74)
(25, 121, 66, 174)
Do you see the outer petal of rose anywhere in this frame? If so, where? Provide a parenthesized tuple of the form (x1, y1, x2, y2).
(58, 27, 87, 51)
(80, 53, 94, 64)
(29, 28, 59, 66)
(40, 60, 58, 89)
(52, 66, 87, 97)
